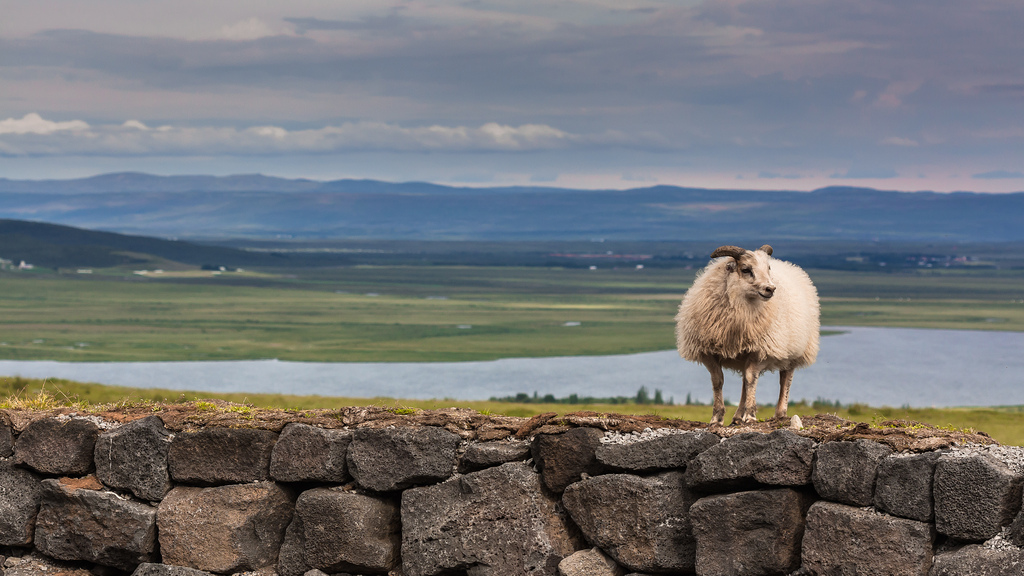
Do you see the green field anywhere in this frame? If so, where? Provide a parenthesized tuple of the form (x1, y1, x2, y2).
(0, 265, 1023, 362)
(1, 264, 1021, 443)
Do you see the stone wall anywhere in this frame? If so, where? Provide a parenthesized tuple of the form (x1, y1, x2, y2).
(0, 411, 1022, 576)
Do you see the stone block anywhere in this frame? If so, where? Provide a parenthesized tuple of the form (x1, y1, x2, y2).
(929, 544, 1024, 576)
(278, 487, 399, 576)
(1009, 508, 1024, 547)
(562, 471, 697, 574)
(689, 488, 815, 576)
(595, 430, 720, 473)
(0, 459, 43, 546)
(801, 501, 935, 576)
(347, 426, 459, 492)
(34, 477, 157, 570)
(401, 462, 580, 576)
(95, 415, 172, 501)
(459, 439, 531, 473)
(131, 564, 214, 576)
(874, 451, 942, 522)
(157, 482, 294, 574)
(686, 430, 815, 492)
(934, 453, 1024, 541)
(812, 439, 892, 506)
(532, 427, 606, 493)
(0, 415, 13, 457)
(270, 423, 352, 483)
(558, 548, 626, 576)
(168, 427, 278, 485)
(14, 417, 100, 476)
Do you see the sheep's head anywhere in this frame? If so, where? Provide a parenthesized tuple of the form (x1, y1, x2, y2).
(711, 244, 776, 301)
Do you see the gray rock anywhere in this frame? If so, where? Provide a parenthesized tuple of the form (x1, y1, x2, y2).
(131, 563, 214, 576)
(874, 451, 942, 522)
(532, 427, 606, 493)
(690, 488, 815, 576)
(278, 487, 399, 576)
(459, 439, 531, 473)
(270, 423, 352, 483)
(801, 501, 935, 576)
(0, 415, 13, 457)
(34, 477, 157, 570)
(812, 439, 893, 507)
(401, 462, 580, 576)
(930, 544, 1024, 576)
(558, 548, 626, 576)
(95, 415, 172, 501)
(157, 482, 294, 574)
(168, 427, 278, 485)
(1009, 508, 1024, 547)
(934, 453, 1024, 541)
(595, 430, 720, 473)
(14, 417, 100, 476)
(0, 459, 43, 546)
(686, 430, 815, 492)
(347, 426, 460, 492)
(562, 471, 698, 574)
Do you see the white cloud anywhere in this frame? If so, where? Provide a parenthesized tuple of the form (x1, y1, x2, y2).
(0, 113, 90, 135)
(219, 17, 279, 41)
(0, 113, 664, 156)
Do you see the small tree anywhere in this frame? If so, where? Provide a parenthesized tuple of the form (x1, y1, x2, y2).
(635, 386, 650, 404)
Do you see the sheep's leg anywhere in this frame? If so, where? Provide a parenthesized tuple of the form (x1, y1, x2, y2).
(733, 363, 761, 424)
(775, 369, 794, 419)
(702, 358, 726, 425)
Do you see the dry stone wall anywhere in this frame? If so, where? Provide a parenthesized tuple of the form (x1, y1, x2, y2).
(0, 411, 1022, 576)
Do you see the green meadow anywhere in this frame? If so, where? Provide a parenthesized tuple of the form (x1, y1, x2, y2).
(0, 264, 1021, 443)
(0, 265, 1022, 362)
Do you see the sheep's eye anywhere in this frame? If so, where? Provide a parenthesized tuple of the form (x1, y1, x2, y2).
(742, 268, 753, 275)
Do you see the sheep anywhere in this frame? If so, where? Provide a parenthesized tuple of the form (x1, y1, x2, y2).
(675, 244, 820, 425)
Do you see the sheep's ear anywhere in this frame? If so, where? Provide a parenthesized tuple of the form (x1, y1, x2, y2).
(725, 261, 736, 273)
(758, 244, 773, 256)
(711, 245, 745, 260)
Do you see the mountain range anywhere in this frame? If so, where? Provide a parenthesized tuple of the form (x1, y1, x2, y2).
(0, 172, 1021, 242)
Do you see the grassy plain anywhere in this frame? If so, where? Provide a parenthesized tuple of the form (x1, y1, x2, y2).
(2, 376, 1021, 445)
(0, 266, 1022, 362)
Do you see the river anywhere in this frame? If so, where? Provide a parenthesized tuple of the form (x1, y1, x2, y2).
(0, 326, 1020, 407)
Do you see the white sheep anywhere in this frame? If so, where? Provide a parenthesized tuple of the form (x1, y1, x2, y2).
(675, 244, 820, 425)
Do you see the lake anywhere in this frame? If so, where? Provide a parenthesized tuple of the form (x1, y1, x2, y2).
(0, 326, 1020, 407)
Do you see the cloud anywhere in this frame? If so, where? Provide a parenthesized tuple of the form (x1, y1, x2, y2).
(830, 167, 900, 179)
(0, 113, 664, 156)
(284, 15, 404, 34)
(0, 113, 90, 135)
(880, 136, 919, 147)
(219, 17, 279, 41)
(972, 170, 1024, 179)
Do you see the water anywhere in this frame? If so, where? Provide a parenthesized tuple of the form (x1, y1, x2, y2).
(0, 326, 1021, 407)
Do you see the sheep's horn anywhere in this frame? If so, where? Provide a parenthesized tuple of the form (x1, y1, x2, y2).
(758, 244, 773, 256)
(710, 245, 746, 259)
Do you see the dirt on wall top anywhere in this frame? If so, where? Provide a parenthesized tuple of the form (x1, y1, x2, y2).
(0, 399, 997, 453)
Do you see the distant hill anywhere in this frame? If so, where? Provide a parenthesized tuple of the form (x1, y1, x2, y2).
(0, 173, 1021, 242)
(0, 220, 297, 269)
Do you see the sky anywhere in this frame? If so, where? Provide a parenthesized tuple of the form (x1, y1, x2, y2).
(1, 0, 1023, 192)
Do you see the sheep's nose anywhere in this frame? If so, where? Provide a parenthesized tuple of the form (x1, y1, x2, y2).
(761, 285, 775, 298)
